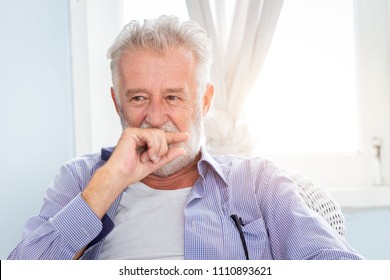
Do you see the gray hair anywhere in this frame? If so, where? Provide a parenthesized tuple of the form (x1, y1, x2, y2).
(107, 15, 213, 106)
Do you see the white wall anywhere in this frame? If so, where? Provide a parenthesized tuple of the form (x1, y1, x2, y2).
(70, 0, 123, 156)
(343, 207, 390, 260)
(0, 0, 74, 258)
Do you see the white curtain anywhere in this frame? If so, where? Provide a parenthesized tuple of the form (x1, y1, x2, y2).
(186, 0, 284, 155)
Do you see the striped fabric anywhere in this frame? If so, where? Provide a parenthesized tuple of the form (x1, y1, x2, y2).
(8, 148, 363, 260)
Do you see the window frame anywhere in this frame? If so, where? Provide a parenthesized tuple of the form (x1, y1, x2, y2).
(252, 0, 390, 199)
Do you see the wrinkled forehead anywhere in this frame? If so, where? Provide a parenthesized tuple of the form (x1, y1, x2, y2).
(119, 46, 198, 66)
(118, 47, 197, 79)
(117, 47, 199, 94)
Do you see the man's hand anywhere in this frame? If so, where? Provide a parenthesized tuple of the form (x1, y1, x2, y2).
(81, 127, 189, 219)
(105, 127, 189, 187)
(73, 128, 188, 259)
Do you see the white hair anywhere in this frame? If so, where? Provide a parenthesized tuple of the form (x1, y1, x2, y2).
(107, 15, 213, 106)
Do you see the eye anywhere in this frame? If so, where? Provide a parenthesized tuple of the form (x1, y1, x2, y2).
(131, 96, 146, 102)
(166, 95, 179, 101)
(127, 95, 148, 107)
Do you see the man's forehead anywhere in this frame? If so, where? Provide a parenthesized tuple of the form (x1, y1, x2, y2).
(118, 48, 197, 86)
(119, 47, 196, 65)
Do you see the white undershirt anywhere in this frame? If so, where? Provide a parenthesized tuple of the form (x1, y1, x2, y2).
(98, 182, 191, 260)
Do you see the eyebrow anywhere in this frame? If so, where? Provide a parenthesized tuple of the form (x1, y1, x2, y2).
(164, 87, 185, 94)
(125, 87, 188, 96)
(125, 88, 150, 97)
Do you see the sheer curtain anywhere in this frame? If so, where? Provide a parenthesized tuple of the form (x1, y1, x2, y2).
(186, 0, 284, 155)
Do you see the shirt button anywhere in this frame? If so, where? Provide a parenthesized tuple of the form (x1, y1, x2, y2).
(191, 221, 196, 229)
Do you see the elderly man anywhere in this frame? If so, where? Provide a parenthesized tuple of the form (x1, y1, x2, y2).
(8, 16, 363, 260)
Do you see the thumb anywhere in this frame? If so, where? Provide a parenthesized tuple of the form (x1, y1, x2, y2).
(153, 147, 187, 169)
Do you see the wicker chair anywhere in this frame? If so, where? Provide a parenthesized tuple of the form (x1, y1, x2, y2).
(291, 173, 346, 236)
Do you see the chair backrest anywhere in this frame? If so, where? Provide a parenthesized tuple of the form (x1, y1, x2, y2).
(290, 173, 346, 236)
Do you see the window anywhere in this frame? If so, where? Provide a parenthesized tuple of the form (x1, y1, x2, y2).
(247, 0, 358, 156)
(243, 0, 390, 191)
(241, 0, 362, 188)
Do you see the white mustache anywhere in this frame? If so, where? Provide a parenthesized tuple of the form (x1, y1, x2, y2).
(140, 121, 180, 133)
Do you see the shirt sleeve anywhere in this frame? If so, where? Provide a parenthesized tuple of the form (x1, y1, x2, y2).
(259, 165, 364, 260)
(7, 163, 103, 260)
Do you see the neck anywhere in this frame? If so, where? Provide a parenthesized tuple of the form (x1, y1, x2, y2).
(141, 154, 200, 190)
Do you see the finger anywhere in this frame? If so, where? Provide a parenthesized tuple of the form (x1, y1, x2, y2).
(148, 131, 185, 162)
(148, 129, 170, 163)
(164, 146, 187, 162)
(136, 130, 186, 164)
(165, 132, 189, 145)
(154, 130, 169, 160)
(152, 147, 187, 169)
(138, 129, 167, 164)
(140, 150, 150, 164)
(146, 131, 160, 163)
(134, 130, 160, 163)
(139, 147, 186, 176)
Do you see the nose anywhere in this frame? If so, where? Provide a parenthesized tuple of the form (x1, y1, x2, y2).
(145, 98, 169, 128)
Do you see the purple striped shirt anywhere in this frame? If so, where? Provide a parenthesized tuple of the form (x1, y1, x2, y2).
(8, 148, 363, 260)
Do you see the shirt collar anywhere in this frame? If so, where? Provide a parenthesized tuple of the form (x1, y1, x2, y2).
(197, 147, 229, 186)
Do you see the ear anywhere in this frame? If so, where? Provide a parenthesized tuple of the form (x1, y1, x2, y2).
(202, 84, 214, 116)
(111, 87, 120, 115)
